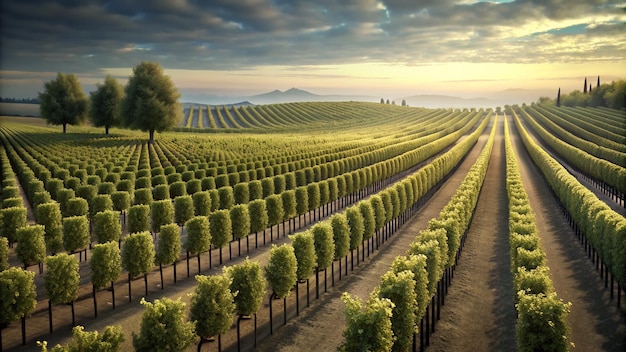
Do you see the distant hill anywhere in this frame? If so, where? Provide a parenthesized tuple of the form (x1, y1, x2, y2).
(182, 87, 555, 107)
(182, 88, 379, 105)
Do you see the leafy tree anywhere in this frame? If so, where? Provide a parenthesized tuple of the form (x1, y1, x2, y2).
(155, 224, 181, 267)
(45, 253, 80, 328)
(111, 191, 131, 214)
(290, 231, 317, 281)
(121, 231, 155, 278)
(62, 215, 90, 253)
(0, 267, 37, 325)
(230, 204, 251, 242)
(39, 73, 88, 133)
(359, 201, 376, 241)
(265, 194, 284, 236)
(233, 183, 249, 205)
(94, 210, 122, 244)
(330, 213, 350, 260)
(345, 206, 364, 250)
(189, 274, 235, 339)
(36, 202, 63, 253)
(264, 244, 297, 299)
(184, 216, 211, 256)
(339, 291, 395, 352)
(133, 188, 153, 205)
(90, 194, 113, 219)
(66, 197, 88, 217)
(378, 270, 417, 352)
(90, 75, 123, 135)
(90, 241, 122, 290)
(369, 195, 386, 232)
(218, 186, 234, 210)
(224, 258, 266, 316)
(209, 209, 232, 263)
(132, 297, 195, 352)
(391, 255, 429, 320)
(281, 190, 297, 221)
(151, 199, 174, 233)
(248, 199, 268, 233)
(311, 222, 334, 270)
(0, 206, 26, 243)
(192, 191, 211, 216)
(15, 225, 47, 268)
(38, 325, 124, 352)
(128, 204, 151, 234)
(516, 292, 570, 352)
(174, 195, 194, 227)
(121, 62, 182, 144)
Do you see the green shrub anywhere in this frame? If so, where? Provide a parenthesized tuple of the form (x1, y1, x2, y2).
(290, 231, 316, 281)
(151, 199, 174, 233)
(122, 232, 155, 277)
(339, 292, 394, 352)
(174, 195, 194, 227)
(190, 274, 235, 339)
(45, 253, 80, 304)
(133, 188, 153, 205)
(36, 202, 63, 253)
(66, 197, 89, 217)
(184, 216, 211, 255)
(62, 215, 90, 253)
(0, 267, 37, 324)
(94, 210, 122, 244)
(15, 225, 46, 267)
(155, 224, 181, 266)
(90, 241, 122, 289)
(132, 297, 195, 352)
(264, 244, 297, 298)
(0, 206, 27, 242)
(128, 204, 150, 234)
(224, 258, 266, 316)
(516, 292, 570, 352)
(192, 191, 211, 216)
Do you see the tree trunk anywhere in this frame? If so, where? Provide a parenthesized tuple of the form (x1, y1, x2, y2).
(63, 123, 67, 134)
(105, 125, 109, 135)
(149, 130, 155, 144)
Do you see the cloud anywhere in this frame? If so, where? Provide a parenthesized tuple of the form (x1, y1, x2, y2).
(0, 0, 624, 97)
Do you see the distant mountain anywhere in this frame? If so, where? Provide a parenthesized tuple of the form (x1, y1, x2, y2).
(246, 88, 378, 105)
(181, 88, 378, 105)
(181, 87, 554, 107)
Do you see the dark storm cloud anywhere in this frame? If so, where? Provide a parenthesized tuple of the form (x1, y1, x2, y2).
(0, 0, 624, 76)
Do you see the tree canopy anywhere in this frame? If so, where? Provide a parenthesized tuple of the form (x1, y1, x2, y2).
(90, 75, 124, 135)
(39, 73, 88, 133)
(121, 62, 182, 143)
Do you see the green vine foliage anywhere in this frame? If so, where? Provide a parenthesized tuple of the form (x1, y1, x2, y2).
(155, 224, 181, 266)
(62, 215, 90, 253)
(378, 270, 417, 352)
(339, 291, 395, 352)
(94, 210, 122, 244)
(90, 241, 122, 289)
(311, 222, 334, 270)
(209, 209, 232, 249)
(264, 244, 297, 299)
(132, 297, 195, 352)
(330, 213, 350, 260)
(121, 232, 155, 277)
(516, 291, 571, 352)
(224, 258, 266, 316)
(38, 325, 124, 352)
(0, 267, 37, 324)
(16, 224, 47, 267)
(45, 253, 80, 305)
(190, 274, 235, 338)
(290, 231, 317, 281)
(184, 216, 211, 255)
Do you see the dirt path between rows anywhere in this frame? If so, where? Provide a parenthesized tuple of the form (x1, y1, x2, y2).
(426, 115, 517, 351)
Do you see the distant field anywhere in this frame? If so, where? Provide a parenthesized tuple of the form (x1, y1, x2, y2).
(0, 102, 41, 116)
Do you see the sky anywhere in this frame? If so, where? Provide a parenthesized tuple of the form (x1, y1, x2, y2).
(1, 0, 625, 102)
